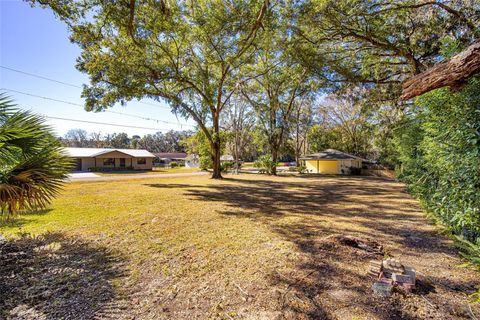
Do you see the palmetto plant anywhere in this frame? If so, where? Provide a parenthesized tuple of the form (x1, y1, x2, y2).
(0, 94, 72, 219)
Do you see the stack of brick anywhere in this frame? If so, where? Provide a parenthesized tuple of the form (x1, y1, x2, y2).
(369, 258, 416, 296)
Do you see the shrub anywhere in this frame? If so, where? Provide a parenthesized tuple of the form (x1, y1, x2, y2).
(199, 156, 212, 170)
(254, 155, 278, 175)
(221, 161, 235, 172)
(169, 161, 178, 168)
(296, 165, 307, 174)
(289, 166, 307, 174)
(394, 76, 480, 276)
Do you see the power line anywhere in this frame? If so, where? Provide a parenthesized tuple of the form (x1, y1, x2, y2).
(105, 110, 195, 128)
(1, 65, 82, 88)
(0, 65, 168, 109)
(45, 116, 170, 131)
(1, 88, 195, 128)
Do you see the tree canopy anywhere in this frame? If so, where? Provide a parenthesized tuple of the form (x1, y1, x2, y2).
(33, 0, 270, 178)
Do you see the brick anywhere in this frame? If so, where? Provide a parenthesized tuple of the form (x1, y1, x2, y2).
(404, 267, 416, 284)
(372, 282, 393, 297)
(392, 273, 414, 284)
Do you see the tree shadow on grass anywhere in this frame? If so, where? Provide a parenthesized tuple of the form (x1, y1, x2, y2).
(146, 176, 480, 319)
(0, 232, 127, 320)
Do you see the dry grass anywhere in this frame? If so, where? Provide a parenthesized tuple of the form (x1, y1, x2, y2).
(1, 174, 478, 319)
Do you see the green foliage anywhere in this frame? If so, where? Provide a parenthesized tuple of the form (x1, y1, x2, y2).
(254, 155, 278, 175)
(308, 125, 343, 152)
(182, 130, 228, 171)
(0, 94, 72, 219)
(289, 166, 307, 174)
(395, 77, 480, 271)
(221, 161, 235, 172)
(169, 161, 178, 168)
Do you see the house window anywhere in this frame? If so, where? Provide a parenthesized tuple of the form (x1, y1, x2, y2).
(137, 158, 146, 165)
(103, 158, 115, 166)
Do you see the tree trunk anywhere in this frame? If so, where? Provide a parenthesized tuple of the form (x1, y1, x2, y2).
(234, 135, 240, 175)
(211, 112, 222, 179)
(400, 41, 480, 100)
(211, 140, 222, 179)
(271, 148, 278, 175)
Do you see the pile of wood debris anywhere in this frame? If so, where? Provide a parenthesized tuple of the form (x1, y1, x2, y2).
(369, 258, 416, 297)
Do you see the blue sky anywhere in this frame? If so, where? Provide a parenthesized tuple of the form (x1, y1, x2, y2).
(0, 0, 196, 137)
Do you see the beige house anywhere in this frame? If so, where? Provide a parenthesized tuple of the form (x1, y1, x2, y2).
(65, 148, 155, 171)
(299, 149, 364, 174)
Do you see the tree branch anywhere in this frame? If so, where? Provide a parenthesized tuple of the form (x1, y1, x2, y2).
(400, 41, 480, 100)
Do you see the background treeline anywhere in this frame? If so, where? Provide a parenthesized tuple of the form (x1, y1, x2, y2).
(60, 129, 193, 153)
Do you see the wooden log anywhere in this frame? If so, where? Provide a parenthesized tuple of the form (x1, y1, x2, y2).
(400, 41, 480, 100)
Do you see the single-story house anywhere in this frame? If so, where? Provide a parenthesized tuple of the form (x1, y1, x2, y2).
(154, 152, 187, 166)
(299, 149, 364, 174)
(65, 147, 155, 171)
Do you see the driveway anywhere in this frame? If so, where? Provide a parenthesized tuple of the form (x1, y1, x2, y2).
(67, 171, 208, 182)
(68, 172, 100, 179)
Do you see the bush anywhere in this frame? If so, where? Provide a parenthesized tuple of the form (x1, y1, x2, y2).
(169, 161, 178, 168)
(289, 166, 307, 174)
(199, 156, 212, 170)
(297, 166, 307, 174)
(394, 76, 480, 276)
(254, 155, 278, 175)
(221, 161, 235, 172)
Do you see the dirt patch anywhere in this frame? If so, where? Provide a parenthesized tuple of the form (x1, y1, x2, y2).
(0, 233, 126, 319)
(271, 232, 478, 319)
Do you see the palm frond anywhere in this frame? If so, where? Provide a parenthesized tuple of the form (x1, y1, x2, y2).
(0, 93, 73, 219)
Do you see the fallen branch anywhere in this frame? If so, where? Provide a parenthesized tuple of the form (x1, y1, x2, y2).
(400, 41, 480, 100)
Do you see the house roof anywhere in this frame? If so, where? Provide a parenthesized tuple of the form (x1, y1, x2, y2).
(64, 147, 155, 158)
(154, 152, 187, 159)
(299, 149, 364, 161)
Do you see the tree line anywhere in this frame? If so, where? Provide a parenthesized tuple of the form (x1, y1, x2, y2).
(60, 128, 194, 153)
(59, 90, 381, 169)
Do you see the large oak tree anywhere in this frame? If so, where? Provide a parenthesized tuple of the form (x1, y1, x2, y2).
(32, 0, 270, 178)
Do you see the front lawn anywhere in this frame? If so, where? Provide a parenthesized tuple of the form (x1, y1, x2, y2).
(1, 175, 478, 319)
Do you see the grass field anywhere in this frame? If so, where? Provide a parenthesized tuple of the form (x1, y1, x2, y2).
(1, 174, 479, 319)
(94, 167, 200, 176)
